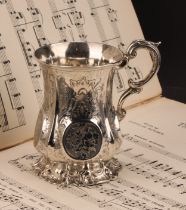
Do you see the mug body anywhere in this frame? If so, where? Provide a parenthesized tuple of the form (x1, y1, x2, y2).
(33, 42, 124, 186)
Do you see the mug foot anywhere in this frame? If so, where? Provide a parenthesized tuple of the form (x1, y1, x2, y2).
(33, 156, 122, 187)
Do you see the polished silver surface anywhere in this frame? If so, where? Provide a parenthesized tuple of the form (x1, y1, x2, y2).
(33, 40, 161, 186)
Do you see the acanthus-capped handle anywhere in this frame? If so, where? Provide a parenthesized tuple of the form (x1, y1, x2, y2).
(117, 40, 161, 121)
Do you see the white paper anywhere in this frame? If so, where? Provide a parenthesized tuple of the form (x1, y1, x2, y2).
(0, 98, 186, 210)
(0, 0, 161, 149)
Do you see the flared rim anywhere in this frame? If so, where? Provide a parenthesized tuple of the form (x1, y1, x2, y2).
(34, 42, 124, 70)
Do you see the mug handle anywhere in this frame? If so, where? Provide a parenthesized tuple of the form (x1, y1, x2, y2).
(117, 40, 161, 121)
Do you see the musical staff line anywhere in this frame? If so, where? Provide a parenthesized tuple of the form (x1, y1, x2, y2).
(14, 19, 39, 27)
(122, 133, 186, 164)
(102, 36, 120, 42)
(8, 154, 121, 210)
(91, 4, 109, 10)
(0, 94, 9, 132)
(7, 151, 186, 210)
(67, 10, 86, 40)
(125, 65, 143, 83)
(0, 33, 26, 132)
(48, 0, 70, 42)
(0, 172, 73, 210)
(88, 0, 107, 42)
(0, 73, 11, 78)
(119, 147, 186, 195)
(54, 6, 75, 12)
(5, 0, 45, 104)
(49, 0, 87, 42)
(88, 0, 142, 93)
(0, 189, 38, 210)
(116, 179, 186, 209)
(87, 0, 125, 92)
(26, 0, 49, 46)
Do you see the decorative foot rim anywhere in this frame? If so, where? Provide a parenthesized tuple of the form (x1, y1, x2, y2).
(33, 156, 122, 187)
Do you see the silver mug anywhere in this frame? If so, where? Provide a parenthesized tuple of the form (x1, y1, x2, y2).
(33, 40, 161, 186)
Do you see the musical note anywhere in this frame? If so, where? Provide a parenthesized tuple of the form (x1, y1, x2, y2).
(0, 171, 71, 210)
(0, 33, 26, 131)
(114, 70, 125, 92)
(9, 10, 26, 28)
(0, 94, 9, 132)
(0, 0, 7, 4)
(64, 0, 77, 6)
(126, 65, 143, 82)
(123, 133, 186, 164)
(87, 0, 131, 94)
(97, 185, 155, 210)
(117, 179, 186, 209)
(69, 11, 84, 26)
(48, 0, 70, 42)
(49, 0, 87, 41)
(2, 145, 186, 210)
(106, 8, 118, 22)
(0, 188, 38, 209)
(178, 122, 186, 129)
(5, 0, 45, 104)
(89, 0, 123, 47)
(88, 0, 107, 42)
(120, 145, 186, 195)
(67, 10, 87, 40)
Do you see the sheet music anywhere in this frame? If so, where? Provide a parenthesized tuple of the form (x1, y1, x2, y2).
(0, 0, 161, 148)
(0, 98, 185, 210)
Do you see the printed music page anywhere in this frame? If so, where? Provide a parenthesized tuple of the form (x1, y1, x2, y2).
(0, 97, 186, 210)
(0, 0, 161, 149)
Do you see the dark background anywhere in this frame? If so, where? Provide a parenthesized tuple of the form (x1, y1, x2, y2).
(132, 1, 186, 103)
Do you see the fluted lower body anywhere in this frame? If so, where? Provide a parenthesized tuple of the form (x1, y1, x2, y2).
(33, 68, 122, 186)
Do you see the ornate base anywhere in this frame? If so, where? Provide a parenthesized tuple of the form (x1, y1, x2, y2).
(33, 156, 122, 187)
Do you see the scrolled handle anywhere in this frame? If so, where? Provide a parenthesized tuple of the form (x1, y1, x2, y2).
(117, 39, 161, 121)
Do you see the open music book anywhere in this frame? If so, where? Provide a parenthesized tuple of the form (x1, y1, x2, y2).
(0, 0, 161, 149)
(0, 0, 186, 209)
(1, 98, 186, 210)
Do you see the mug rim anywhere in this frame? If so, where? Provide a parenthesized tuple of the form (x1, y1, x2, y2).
(34, 41, 124, 70)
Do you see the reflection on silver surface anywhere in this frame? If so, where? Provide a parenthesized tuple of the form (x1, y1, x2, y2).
(33, 41, 161, 186)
